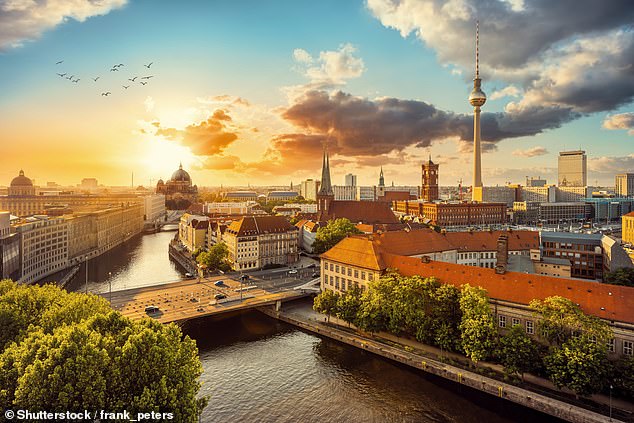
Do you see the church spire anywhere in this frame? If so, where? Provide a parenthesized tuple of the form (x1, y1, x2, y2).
(318, 145, 333, 196)
(379, 166, 385, 187)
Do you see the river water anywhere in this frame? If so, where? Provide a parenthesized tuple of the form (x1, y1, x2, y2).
(67, 232, 561, 423)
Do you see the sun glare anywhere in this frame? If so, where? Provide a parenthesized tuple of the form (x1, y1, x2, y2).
(143, 136, 196, 177)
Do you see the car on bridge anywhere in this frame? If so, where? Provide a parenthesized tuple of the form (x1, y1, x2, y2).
(145, 305, 160, 315)
(288, 269, 298, 275)
(214, 293, 227, 300)
(214, 280, 224, 286)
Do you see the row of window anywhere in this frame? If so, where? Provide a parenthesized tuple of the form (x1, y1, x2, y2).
(326, 262, 373, 281)
(325, 275, 366, 292)
(498, 314, 633, 355)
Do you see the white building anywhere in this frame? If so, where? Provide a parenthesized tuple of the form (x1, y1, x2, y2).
(143, 194, 166, 222)
(345, 174, 357, 187)
(615, 173, 634, 197)
(204, 201, 258, 215)
(283, 203, 317, 213)
(333, 185, 356, 200)
(14, 216, 69, 283)
(555, 186, 589, 202)
(482, 186, 516, 207)
(356, 186, 376, 201)
(300, 179, 319, 201)
(522, 185, 557, 203)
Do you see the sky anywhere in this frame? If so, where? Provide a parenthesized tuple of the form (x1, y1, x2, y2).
(1, 0, 633, 188)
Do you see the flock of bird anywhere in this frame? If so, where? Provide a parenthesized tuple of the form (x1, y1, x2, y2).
(54, 60, 156, 97)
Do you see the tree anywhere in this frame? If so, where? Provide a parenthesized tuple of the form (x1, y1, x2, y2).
(499, 325, 539, 379)
(604, 267, 634, 287)
(196, 243, 230, 272)
(336, 287, 362, 327)
(544, 335, 609, 397)
(530, 296, 611, 347)
(0, 280, 207, 420)
(313, 289, 339, 323)
(459, 285, 497, 365)
(609, 355, 634, 399)
(312, 218, 362, 254)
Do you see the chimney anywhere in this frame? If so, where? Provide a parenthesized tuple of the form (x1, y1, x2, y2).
(495, 233, 509, 274)
(421, 256, 431, 264)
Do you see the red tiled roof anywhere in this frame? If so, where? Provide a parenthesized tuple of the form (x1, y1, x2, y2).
(226, 215, 297, 236)
(623, 212, 634, 218)
(372, 229, 538, 255)
(382, 253, 634, 325)
(186, 203, 204, 214)
(317, 200, 399, 224)
(320, 236, 384, 270)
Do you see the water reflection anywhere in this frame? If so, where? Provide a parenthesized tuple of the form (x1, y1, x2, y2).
(65, 230, 185, 293)
(185, 311, 563, 423)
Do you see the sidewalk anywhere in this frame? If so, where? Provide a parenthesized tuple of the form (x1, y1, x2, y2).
(280, 300, 634, 416)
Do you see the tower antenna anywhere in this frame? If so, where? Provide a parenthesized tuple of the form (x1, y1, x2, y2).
(475, 20, 480, 79)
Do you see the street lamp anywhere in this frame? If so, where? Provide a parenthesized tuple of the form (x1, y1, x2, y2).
(609, 384, 613, 421)
(108, 272, 112, 305)
(84, 255, 89, 294)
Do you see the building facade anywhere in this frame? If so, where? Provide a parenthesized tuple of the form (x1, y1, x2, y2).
(345, 174, 357, 187)
(143, 194, 166, 222)
(319, 235, 634, 358)
(14, 216, 69, 283)
(621, 212, 634, 245)
(558, 150, 587, 187)
(615, 173, 634, 197)
(299, 179, 320, 201)
(333, 185, 357, 201)
(223, 216, 299, 271)
(178, 214, 210, 252)
(393, 200, 507, 227)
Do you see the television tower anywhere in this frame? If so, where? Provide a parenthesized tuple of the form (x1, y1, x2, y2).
(469, 21, 486, 202)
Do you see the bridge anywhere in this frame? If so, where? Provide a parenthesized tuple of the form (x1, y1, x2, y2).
(103, 274, 316, 324)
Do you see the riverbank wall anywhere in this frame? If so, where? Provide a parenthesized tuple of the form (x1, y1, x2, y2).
(259, 305, 624, 423)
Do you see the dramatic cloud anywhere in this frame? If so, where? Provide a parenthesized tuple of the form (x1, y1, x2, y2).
(590, 154, 634, 174)
(367, 0, 634, 135)
(512, 146, 548, 157)
(153, 109, 238, 156)
(490, 85, 520, 100)
(286, 43, 365, 100)
(280, 90, 573, 157)
(0, 0, 127, 49)
(603, 112, 634, 135)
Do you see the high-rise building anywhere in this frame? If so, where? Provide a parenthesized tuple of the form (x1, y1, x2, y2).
(469, 22, 486, 202)
(615, 173, 634, 197)
(299, 179, 319, 201)
(344, 174, 357, 187)
(421, 156, 439, 201)
(558, 151, 587, 187)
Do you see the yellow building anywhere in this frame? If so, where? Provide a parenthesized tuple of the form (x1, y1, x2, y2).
(622, 212, 634, 245)
(178, 214, 209, 252)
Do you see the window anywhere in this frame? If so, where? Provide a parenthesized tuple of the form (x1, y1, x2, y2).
(525, 320, 534, 334)
(608, 338, 615, 353)
(624, 340, 633, 356)
(498, 315, 506, 328)
(512, 318, 520, 327)
(361, 272, 366, 280)
(368, 273, 374, 281)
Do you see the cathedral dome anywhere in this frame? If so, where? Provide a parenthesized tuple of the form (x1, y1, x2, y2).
(10, 170, 33, 187)
(170, 164, 191, 182)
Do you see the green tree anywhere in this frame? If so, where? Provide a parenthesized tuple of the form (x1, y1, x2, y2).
(530, 296, 611, 347)
(312, 218, 362, 254)
(544, 335, 609, 397)
(336, 287, 362, 327)
(610, 355, 634, 399)
(604, 267, 634, 287)
(459, 285, 497, 365)
(0, 280, 207, 421)
(499, 325, 539, 380)
(196, 243, 230, 272)
(313, 289, 339, 323)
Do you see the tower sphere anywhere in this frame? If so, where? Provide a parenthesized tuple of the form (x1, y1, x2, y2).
(469, 84, 487, 107)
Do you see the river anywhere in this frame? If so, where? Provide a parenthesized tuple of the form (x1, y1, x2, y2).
(67, 232, 561, 423)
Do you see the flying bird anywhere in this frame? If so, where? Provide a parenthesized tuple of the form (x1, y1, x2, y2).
(57, 73, 67, 77)
(128, 77, 138, 82)
(122, 85, 130, 89)
(66, 75, 74, 80)
(55, 60, 64, 65)
(140, 81, 148, 86)
(110, 68, 119, 72)
(144, 62, 153, 69)
(141, 76, 154, 79)
(92, 77, 100, 82)
(101, 92, 111, 96)
(115, 63, 124, 67)
(72, 78, 80, 83)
